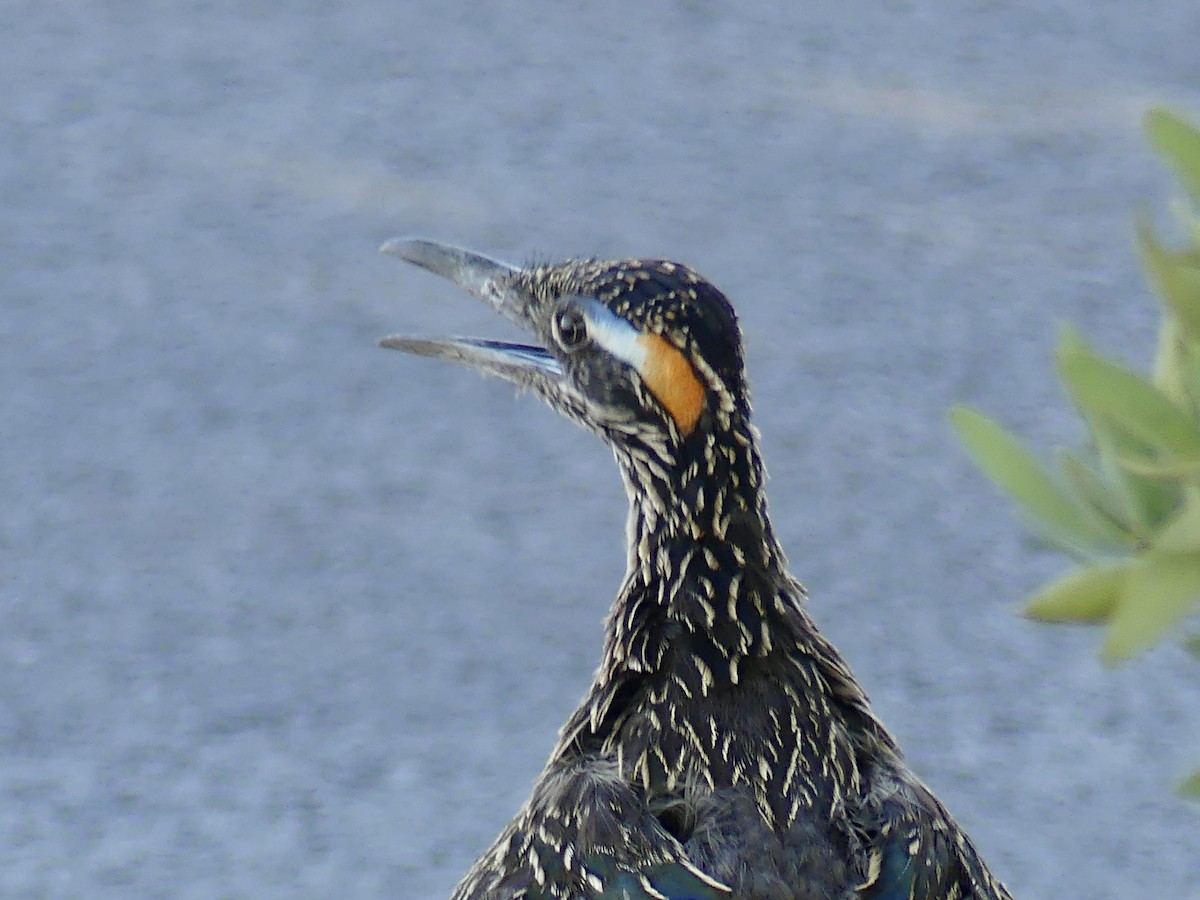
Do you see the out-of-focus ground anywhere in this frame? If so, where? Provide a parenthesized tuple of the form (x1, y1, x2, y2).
(3, 3, 1199, 897)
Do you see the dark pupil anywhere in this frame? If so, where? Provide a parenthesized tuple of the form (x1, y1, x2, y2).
(558, 310, 586, 347)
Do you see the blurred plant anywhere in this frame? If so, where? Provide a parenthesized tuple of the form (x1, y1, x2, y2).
(949, 108, 1200, 800)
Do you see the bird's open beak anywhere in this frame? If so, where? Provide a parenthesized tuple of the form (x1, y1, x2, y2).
(378, 238, 565, 390)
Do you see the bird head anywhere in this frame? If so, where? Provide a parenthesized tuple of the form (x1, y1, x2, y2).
(380, 239, 751, 472)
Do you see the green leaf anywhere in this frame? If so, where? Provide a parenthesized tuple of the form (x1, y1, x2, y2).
(1057, 328, 1187, 533)
(1146, 108, 1200, 205)
(1151, 487, 1200, 553)
(1024, 564, 1126, 624)
(1101, 551, 1200, 664)
(1179, 768, 1200, 800)
(1137, 217, 1200, 342)
(1152, 316, 1190, 410)
(1055, 450, 1137, 544)
(1115, 454, 1200, 478)
(1182, 336, 1200, 419)
(1094, 419, 1182, 535)
(1057, 327, 1200, 456)
(950, 406, 1112, 554)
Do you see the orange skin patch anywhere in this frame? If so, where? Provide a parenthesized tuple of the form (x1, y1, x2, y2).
(637, 333, 706, 436)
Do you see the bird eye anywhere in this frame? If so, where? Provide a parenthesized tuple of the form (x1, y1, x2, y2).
(553, 305, 590, 351)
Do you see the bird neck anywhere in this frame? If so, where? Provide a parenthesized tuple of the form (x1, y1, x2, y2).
(559, 419, 898, 792)
(551, 416, 899, 787)
(616, 419, 790, 625)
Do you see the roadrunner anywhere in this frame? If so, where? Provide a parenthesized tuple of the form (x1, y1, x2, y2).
(380, 239, 1012, 900)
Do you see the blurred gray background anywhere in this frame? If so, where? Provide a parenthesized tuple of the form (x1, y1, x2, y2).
(4, 2, 1199, 897)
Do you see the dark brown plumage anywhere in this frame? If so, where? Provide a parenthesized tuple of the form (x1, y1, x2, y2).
(380, 239, 1013, 900)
